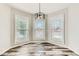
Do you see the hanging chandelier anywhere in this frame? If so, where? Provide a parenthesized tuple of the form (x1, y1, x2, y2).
(34, 3, 45, 20)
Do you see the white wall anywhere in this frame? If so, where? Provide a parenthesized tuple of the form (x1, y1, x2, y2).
(68, 5, 79, 55)
(0, 4, 11, 55)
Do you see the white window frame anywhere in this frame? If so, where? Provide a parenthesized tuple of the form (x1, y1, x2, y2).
(11, 8, 32, 45)
(47, 8, 68, 46)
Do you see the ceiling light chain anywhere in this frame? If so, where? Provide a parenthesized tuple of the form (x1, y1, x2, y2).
(39, 3, 41, 13)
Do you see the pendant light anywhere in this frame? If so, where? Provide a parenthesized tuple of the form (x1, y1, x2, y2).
(34, 3, 45, 20)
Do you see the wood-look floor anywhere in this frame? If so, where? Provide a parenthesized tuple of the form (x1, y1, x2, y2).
(1, 42, 78, 56)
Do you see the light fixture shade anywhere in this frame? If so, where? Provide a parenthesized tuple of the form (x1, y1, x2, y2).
(34, 12, 45, 19)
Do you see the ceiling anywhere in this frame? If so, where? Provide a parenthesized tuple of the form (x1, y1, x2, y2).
(7, 3, 73, 14)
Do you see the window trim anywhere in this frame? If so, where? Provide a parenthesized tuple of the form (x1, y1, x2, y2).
(10, 7, 32, 45)
(48, 8, 68, 46)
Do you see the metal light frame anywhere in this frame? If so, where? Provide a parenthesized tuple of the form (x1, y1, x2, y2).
(34, 3, 46, 20)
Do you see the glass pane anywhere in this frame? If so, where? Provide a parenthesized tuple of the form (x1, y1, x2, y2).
(15, 14, 29, 43)
(16, 31, 29, 40)
(33, 19, 45, 40)
(48, 14, 64, 44)
(34, 30, 45, 40)
(34, 19, 45, 29)
(16, 15, 29, 30)
(50, 16, 64, 31)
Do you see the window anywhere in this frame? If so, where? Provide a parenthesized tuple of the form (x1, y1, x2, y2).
(12, 8, 66, 45)
(33, 19, 45, 40)
(48, 13, 65, 44)
(15, 14, 30, 43)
